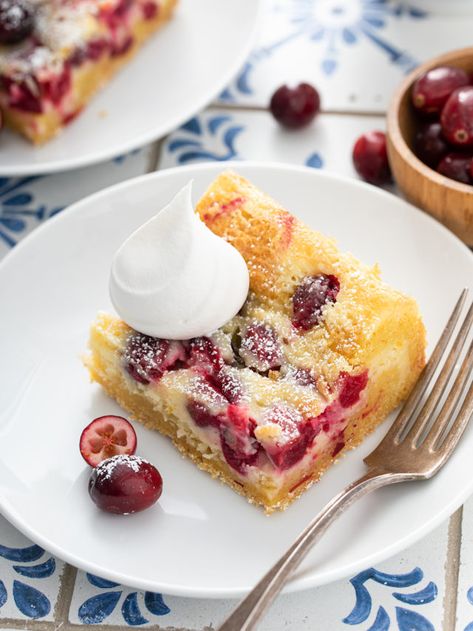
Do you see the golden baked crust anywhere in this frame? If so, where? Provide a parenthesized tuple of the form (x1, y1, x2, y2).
(85, 171, 426, 512)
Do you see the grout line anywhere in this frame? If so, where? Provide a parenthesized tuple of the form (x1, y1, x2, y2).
(443, 507, 463, 631)
(53, 563, 77, 629)
(0, 617, 56, 629)
(146, 137, 167, 173)
(208, 101, 386, 117)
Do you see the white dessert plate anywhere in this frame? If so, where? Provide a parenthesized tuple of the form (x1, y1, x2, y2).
(0, 0, 260, 176)
(0, 162, 472, 598)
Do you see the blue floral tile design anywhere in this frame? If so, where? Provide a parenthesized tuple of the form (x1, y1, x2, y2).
(0, 177, 63, 249)
(76, 573, 170, 626)
(0, 539, 61, 621)
(462, 587, 473, 631)
(166, 115, 244, 165)
(221, 0, 426, 102)
(343, 567, 437, 630)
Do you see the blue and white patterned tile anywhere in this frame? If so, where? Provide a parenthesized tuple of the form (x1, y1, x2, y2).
(0, 514, 64, 622)
(454, 497, 473, 631)
(0, 146, 152, 261)
(217, 0, 473, 112)
(159, 109, 384, 180)
(67, 520, 448, 629)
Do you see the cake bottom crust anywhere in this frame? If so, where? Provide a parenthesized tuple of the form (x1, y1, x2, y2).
(86, 341, 421, 513)
(2, 0, 177, 144)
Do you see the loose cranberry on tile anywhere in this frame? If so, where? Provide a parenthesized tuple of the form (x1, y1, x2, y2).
(270, 83, 320, 129)
(352, 131, 391, 185)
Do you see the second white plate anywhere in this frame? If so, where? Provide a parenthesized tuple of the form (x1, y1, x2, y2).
(0, 162, 472, 597)
(0, 0, 260, 176)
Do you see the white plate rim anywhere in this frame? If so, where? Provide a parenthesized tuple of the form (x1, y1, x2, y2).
(0, 161, 472, 598)
(0, 1, 262, 177)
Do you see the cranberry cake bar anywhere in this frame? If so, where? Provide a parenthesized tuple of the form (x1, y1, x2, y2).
(0, 0, 177, 143)
(86, 172, 426, 512)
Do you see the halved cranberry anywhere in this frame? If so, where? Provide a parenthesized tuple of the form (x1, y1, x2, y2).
(239, 322, 283, 372)
(80, 415, 137, 467)
(0, 0, 35, 45)
(412, 66, 470, 115)
(441, 86, 473, 147)
(89, 454, 162, 515)
(124, 332, 187, 384)
(292, 274, 340, 331)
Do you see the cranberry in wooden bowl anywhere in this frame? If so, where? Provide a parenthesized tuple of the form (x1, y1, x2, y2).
(387, 46, 473, 246)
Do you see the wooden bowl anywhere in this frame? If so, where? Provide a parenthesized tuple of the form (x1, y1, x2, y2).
(387, 47, 473, 246)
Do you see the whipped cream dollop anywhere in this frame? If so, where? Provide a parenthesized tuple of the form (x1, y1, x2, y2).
(109, 182, 249, 340)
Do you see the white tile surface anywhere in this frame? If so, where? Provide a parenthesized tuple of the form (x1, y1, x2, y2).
(456, 499, 473, 631)
(159, 108, 385, 180)
(0, 514, 64, 622)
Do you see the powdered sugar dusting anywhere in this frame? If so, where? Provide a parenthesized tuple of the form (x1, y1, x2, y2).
(96, 454, 147, 480)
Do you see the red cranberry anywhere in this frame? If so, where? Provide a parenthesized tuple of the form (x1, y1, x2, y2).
(437, 153, 472, 184)
(0, 0, 34, 45)
(339, 371, 369, 408)
(412, 66, 470, 115)
(4, 76, 42, 113)
(124, 333, 187, 384)
(80, 415, 137, 467)
(262, 406, 320, 470)
(142, 1, 158, 19)
(186, 400, 221, 428)
(220, 405, 259, 473)
(206, 367, 243, 404)
(187, 337, 223, 374)
(89, 455, 162, 515)
(352, 131, 391, 185)
(413, 122, 449, 168)
(270, 83, 320, 129)
(441, 86, 473, 147)
(42, 65, 71, 105)
(239, 322, 283, 372)
(292, 274, 340, 332)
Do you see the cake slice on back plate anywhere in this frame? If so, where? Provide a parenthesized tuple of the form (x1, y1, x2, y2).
(85, 171, 426, 513)
(0, 0, 177, 143)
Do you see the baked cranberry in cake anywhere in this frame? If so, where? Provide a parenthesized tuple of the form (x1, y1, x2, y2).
(292, 274, 340, 331)
(124, 332, 187, 384)
(239, 322, 283, 372)
(0, 0, 34, 45)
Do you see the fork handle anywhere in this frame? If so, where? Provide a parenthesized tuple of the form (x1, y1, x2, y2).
(217, 469, 413, 631)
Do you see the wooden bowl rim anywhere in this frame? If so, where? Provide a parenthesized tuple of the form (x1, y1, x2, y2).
(387, 46, 473, 196)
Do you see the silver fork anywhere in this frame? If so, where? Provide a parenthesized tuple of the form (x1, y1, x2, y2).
(218, 289, 473, 631)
